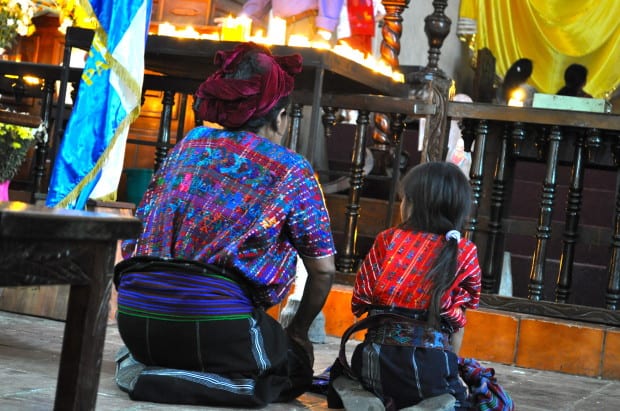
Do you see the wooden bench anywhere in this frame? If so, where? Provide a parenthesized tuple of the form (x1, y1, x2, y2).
(0, 201, 141, 410)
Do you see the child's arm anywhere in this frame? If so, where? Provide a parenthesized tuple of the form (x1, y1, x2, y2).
(451, 327, 465, 355)
(449, 307, 467, 354)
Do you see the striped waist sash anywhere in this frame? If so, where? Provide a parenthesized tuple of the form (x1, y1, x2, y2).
(116, 257, 253, 321)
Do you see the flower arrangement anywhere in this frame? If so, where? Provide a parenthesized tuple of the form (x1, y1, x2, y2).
(0, 0, 36, 52)
(0, 120, 39, 182)
(55, 0, 97, 33)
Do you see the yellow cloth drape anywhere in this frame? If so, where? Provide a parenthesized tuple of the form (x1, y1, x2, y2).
(459, 0, 620, 99)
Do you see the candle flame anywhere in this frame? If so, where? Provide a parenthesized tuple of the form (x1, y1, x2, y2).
(508, 88, 526, 107)
(154, 20, 404, 83)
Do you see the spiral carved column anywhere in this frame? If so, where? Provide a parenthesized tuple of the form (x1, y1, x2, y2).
(372, 1, 410, 153)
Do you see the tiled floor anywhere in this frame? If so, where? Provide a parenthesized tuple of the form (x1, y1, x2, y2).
(1, 310, 620, 410)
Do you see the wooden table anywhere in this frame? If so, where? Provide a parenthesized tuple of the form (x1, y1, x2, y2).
(0, 202, 142, 410)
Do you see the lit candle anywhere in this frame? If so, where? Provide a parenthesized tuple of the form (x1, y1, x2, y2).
(157, 22, 176, 36)
(249, 29, 270, 45)
(177, 25, 200, 39)
(288, 34, 311, 48)
(508, 88, 525, 107)
(237, 15, 252, 41)
(220, 15, 244, 41)
(392, 72, 405, 83)
(268, 16, 287, 45)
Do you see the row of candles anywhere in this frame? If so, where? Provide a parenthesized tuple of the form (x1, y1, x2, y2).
(155, 16, 405, 83)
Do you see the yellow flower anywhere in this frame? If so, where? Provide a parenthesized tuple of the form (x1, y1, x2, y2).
(0, 0, 36, 49)
(0, 120, 39, 181)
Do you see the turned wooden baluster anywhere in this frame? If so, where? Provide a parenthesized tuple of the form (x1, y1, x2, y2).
(461, 118, 476, 154)
(32, 79, 55, 202)
(385, 113, 406, 228)
(482, 123, 513, 294)
(556, 129, 588, 303)
(372, 1, 409, 151)
(175, 93, 188, 142)
(154, 90, 175, 171)
(529, 126, 563, 301)
(286, 103, 303, 152)
(322, 106, 337, 140)
(425, 0, 451, 73)
(511, 122, 526, 156)
(464, 119, 488, 242)
(606, 131, 620, 310)
(586, 127, 603, 163)
(337, 110, 370, 273)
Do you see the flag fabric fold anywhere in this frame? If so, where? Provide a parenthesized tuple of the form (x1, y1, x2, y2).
(46, 0, 151, 209)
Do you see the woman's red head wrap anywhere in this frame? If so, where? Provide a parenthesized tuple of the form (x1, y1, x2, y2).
(194, 43, 302, 128)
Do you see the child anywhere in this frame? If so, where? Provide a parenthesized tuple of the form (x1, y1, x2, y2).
(341, 161, 482, 410)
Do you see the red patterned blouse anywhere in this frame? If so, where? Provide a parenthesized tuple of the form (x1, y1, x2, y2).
(352, 228, 481, 329)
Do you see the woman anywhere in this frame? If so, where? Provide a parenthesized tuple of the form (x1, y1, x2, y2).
(114, 42, 336, 407)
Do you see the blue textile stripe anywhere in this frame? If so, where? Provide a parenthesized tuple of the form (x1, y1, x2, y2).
(46, 0, 152, 209)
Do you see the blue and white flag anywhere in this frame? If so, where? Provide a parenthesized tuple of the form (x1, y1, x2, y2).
(46, 0, 151, 209)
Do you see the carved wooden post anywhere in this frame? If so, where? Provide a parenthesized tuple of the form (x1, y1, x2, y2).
(529, 126, 562, 301)
(337, 110, 370, 273)
(372, 1, 410, 153)
(606, 132, 620, 310)
(556, 129, 587, 303)
(419, 0, 454, 162)
(465, 120, 487, 242)
(482, 123, 512, 294)
(154, 90, 175, 171)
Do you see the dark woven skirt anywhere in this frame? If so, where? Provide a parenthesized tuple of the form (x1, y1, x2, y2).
(116, 308, 312, 407)
(351, 340, 470, 410)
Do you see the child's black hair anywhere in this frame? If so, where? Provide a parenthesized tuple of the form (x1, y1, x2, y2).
(398, 161, 473, 328)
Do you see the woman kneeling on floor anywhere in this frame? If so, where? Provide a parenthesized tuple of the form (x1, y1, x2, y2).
(114, 42, 336, 407)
